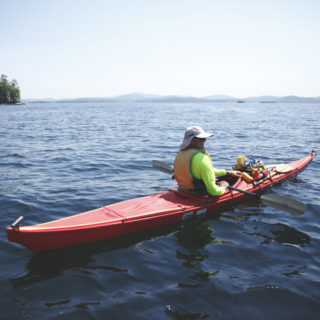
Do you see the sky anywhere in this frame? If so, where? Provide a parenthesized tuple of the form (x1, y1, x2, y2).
(1, 0, 320, 99)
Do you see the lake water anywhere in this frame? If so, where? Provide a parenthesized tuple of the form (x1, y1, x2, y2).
(0, 101, 319, 319)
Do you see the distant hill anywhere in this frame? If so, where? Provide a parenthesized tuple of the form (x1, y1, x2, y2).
(112, 92, 161, 101)
(244, 95, 279, 102)
(276, 95, 320, 103)
(25, 93, 320, 103)
(244, 95, 320, 103)
(203, 94, 237, 101)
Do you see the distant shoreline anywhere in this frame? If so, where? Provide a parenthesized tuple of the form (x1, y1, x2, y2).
(0, 102, 26, 105)
(23, 93, 320, 104)
(25, 98, 320, 104)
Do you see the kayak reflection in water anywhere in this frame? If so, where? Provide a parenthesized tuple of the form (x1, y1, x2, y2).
(174, 126, 242, 196)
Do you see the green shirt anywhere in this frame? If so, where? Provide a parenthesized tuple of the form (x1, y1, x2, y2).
(190, 152, 227, 196)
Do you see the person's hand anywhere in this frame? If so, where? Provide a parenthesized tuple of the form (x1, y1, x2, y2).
(219, 181, 229, 190)
(227, 170, 242, 178)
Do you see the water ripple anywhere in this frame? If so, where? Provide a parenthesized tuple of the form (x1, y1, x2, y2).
(1, 102, 320, 319)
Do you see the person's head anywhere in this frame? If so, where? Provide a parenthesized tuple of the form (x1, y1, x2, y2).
(180, 126, 213, 150)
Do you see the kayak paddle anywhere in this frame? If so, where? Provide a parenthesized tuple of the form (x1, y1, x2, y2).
(152, 160, 173, 174)
(227, 186, 306, 215)
(152, 160, 307, 215)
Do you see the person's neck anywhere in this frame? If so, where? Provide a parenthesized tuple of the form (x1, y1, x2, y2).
(188, 143, 205, 150)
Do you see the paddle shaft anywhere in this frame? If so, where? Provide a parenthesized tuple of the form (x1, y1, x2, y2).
(228, 186, 258, 197)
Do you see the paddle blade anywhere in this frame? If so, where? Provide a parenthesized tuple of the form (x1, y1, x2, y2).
(275, 164, 293, 173)
(152, 160, 173, 174)
(265, 164, 293, 173)
(261, 194, 307, 215)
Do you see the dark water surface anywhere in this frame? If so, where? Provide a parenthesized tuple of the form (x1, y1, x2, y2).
(1, 102, 319, 319)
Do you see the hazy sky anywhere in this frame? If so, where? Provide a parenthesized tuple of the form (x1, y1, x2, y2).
(1, 0, 319, 99)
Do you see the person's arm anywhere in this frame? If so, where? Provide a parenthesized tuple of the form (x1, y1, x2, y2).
(191, 153, 227, 196)
(214, 168, 227, 177)
(203, 150, 227, 177)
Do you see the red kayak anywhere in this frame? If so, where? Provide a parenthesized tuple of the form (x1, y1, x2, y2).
(7, 152, 316, 253)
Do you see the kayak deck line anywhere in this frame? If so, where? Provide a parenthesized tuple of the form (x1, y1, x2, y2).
(17, 206, 190, 231)
(104, 207, 126, 223)
(6, 151, 317, 253)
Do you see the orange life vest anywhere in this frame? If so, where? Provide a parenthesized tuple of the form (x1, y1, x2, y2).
(174, 148, 204, 192)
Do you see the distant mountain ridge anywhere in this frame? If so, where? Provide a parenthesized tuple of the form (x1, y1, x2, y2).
(25, 93, 320, 103)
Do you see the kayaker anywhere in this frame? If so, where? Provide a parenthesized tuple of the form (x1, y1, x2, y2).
(174, 126, 241, 196)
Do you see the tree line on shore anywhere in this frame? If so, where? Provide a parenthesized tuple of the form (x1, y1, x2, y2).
(0, 74, 21, 104)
